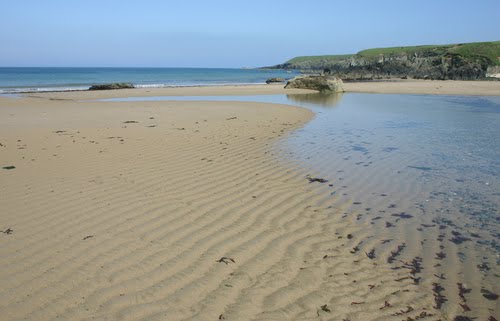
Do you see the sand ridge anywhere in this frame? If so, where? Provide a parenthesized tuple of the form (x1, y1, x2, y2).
(23, 84, 315, 101)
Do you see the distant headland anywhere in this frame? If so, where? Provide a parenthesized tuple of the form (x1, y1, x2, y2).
(264, 41, 500, 80)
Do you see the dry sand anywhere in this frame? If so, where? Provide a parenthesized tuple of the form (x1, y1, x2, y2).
(0, 83, 497, 321)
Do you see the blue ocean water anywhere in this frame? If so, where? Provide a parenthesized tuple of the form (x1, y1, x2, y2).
(0, 67, 297, 93)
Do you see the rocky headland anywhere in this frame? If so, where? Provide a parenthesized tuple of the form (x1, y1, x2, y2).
(266, 41, 500, 81)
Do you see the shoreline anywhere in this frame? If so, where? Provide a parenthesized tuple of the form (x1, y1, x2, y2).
(4, 79, 499, 100)
(18, 84, 315, 100)
(0, 82, 289, 95)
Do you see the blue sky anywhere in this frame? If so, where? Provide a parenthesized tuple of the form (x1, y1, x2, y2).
(1, 0, 499, 67)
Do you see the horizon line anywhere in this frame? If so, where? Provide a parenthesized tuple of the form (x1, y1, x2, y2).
(0, 66, 264, 69)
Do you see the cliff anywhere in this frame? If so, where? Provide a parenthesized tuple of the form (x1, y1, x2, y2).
(267, 41, 500, 80)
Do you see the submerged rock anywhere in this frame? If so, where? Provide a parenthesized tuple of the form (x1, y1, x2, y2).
(88, 83, 134, 90)
(285, 75, 344, 92)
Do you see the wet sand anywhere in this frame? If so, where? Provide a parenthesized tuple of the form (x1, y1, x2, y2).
(343, 79, 500, 96)
(0, 85, 498, 321)
(23, 84, 316, 100)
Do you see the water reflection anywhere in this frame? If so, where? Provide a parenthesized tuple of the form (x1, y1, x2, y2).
(286, 92, 343, 108)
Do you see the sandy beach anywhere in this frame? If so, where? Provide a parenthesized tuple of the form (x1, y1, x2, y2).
(1, 82, 498, 321)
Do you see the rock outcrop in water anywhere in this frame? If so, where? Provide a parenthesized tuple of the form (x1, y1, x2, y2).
(266, 41, 500, 80)
(89, 83, 134, 90)
(265, 77, 285, 84)
(285, 75, 344, 92)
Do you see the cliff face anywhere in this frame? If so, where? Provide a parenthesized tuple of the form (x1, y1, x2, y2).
(269, 42, 500, 80)
(487, 66, 500, 78)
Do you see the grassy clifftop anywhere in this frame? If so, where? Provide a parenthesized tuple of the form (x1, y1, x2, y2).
(270, 41, 500, 80)
(278, 41, 500, 69)
(286, 54, 354, 66)
(358, 41, 500, 64)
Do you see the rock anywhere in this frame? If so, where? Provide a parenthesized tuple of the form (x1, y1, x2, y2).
(486, 65, 500, 78)
(88, 83, 134, 90)
(285, 75, 344, 92)
(265, 77, 285, 84)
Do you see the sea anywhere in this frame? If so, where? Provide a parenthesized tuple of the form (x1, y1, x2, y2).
(0, 67, 297, 94)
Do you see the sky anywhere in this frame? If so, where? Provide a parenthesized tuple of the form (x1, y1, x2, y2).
(1, 0, 499, 67)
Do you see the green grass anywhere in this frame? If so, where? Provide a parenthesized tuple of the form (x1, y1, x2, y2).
(284, 41, 500, 67)
(286, 54, 353, 64)
(448, 42, 500, 65)
(357, 41, 500, 65)
(357, 44, 453, 56)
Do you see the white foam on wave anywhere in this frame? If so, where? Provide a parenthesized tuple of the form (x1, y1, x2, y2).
(0, 86, 90, 94)
(134, 84, 168, 88)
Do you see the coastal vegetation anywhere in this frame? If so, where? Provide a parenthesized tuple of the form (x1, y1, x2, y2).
(268, 41, 500, 80)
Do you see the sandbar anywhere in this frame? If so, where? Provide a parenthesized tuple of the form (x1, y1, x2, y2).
(343, 79, 500, 96)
